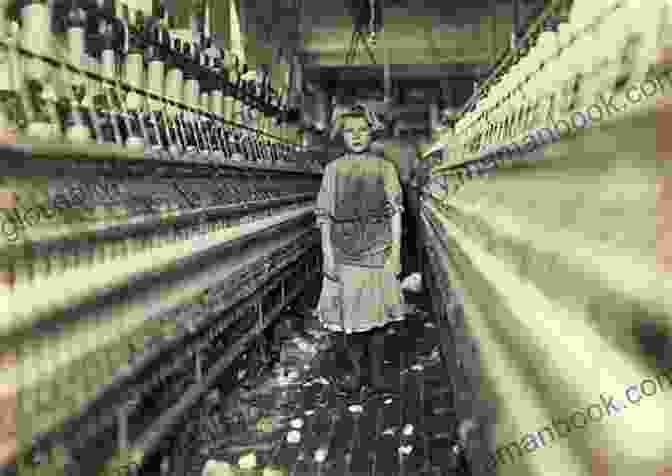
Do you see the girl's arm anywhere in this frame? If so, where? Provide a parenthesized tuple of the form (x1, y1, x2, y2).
(319, 220, 336, 274)
(391, 208, 402, 250)
(316, 163, 338, 278)
(390, 211, 402, 277)
(384, 161, 404, 277)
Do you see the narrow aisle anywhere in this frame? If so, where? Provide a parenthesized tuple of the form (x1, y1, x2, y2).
(197, 295, 466, 476)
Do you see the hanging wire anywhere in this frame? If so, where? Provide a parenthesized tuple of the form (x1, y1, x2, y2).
(345, 0, 378, 64)
(369, 0, 375, 34)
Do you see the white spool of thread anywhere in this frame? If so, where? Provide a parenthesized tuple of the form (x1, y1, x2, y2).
(125, 53, 144, 110)
(101, 49, 116, 80)
(211, 89, 224, 117)
(200, 91, 210, 113)
(166, 67, 183, 99)
(20, 3, 51, 81)
(148, 60, 165, 110)
(184, 78, 200, 109)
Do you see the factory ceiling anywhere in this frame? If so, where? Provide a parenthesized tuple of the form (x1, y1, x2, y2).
(243, 0, 545, 104)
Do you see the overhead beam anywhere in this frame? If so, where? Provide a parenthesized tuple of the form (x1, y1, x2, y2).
(383, 43, 391, 101)
(303, 50, 495, 66)
(300, 11, 515, 66)
(302, 63, 489, 80)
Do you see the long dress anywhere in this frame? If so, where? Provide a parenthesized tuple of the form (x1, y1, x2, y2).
(314, 152, 406, 334)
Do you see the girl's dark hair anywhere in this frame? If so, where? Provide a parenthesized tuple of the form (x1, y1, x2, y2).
(338, 106, 373, 127)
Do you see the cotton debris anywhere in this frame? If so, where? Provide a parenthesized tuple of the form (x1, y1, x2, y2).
(238, 451, 257, 469)
(290, 418, 304, 429)
(287, 370, 299, 380)
(286, 430, 301, 443)
(401, 273, 422, 293)
(262, 466, 288, 476)
(201, 460, 236, 476)
(314, 448, 328, 463)
(398, 445, 414, 456)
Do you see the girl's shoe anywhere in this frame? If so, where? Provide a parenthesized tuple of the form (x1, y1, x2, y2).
(369, 378, 398, 396)
(342, 371, 362, 394)
(334, 363, 364, 395)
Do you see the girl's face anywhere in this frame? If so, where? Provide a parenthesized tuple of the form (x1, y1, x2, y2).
(342, 116, 371, 153)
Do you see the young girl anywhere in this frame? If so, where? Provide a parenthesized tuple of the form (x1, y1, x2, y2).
(314, 104, 405, 394)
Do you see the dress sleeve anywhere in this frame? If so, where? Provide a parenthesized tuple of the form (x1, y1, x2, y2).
(314, 162, 333, 228)
(384, 160, 404, 216)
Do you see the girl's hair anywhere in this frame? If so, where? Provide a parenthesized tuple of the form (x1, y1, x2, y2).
(338, 105, 371, 125)
(331, 103, 384, 140)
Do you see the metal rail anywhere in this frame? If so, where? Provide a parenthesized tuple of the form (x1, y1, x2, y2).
(12, 220, 320, 475)
(133, 258, 319, 469)
(1, 192, 316, 267)
(4, 210, 315, 341)
(0, 141, 323, 176)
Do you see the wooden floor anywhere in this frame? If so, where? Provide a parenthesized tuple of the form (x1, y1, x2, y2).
(190, 299, 466, 476)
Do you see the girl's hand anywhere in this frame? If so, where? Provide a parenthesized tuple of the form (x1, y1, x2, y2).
(323, 245, 339, 280)
(384, 241, 401, 276)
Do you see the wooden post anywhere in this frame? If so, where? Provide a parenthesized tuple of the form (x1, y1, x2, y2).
(210, 0, 230, 48)
(511, 0, 520, 50)
(490, 0, 497, 63)
(383, 43, 391, 103)
(195, 352, 203, 382)
(117, 404, 129, 455)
